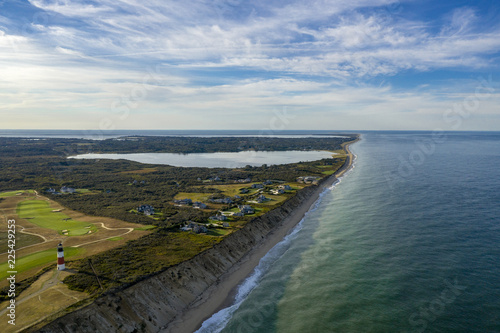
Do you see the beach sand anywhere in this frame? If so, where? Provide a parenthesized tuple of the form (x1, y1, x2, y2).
(167, 139, 358, 333)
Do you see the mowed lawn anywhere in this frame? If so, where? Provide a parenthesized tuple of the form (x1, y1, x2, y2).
(0, 190, 34, 198)
(17, 200, 97, 236)
(0, 247, 85, 280)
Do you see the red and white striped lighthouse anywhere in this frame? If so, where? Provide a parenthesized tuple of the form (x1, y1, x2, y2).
(57, 243, 65, 270)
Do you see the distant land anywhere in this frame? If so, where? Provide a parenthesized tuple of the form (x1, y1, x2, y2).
(0, 133, 358, 332)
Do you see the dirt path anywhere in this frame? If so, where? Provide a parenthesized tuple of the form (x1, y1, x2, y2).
(72, 223, 134, 248)
(0, 270, 60, 317)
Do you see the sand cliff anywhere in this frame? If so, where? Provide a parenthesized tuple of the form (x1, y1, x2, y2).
(32, 176, 336, 333)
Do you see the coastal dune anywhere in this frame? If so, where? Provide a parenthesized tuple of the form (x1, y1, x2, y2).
(34, 142, 356, 333)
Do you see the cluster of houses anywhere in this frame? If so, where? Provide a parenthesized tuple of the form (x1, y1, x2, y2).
(207, 177, 253, 183)
(46, 186, 76, 195)
(250, 180, 273, 189)
(297, 176, 319, 184)
(180, 222, 208, 234)
(180, 221, 231, 234)
(173, 198, 208, 209)
(209, 203, 256, 221)
(271, 184, 293, 195)
(174, 182, 300, 235)
(137, 204, 155, 216)
(173, 181, 298, 234)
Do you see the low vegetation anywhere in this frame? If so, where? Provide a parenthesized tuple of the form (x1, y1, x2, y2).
(0, 135, 356, 297)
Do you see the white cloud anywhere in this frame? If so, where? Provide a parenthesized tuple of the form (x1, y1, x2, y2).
(29, 0, 111, 17)
(2, 0, 500, 130)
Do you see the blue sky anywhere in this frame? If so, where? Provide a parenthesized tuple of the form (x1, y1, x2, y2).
(1, 0, 499, 130)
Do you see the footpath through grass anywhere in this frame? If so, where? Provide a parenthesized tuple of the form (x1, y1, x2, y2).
(0, 247, 85, 280)
(17, 200, 97, 236)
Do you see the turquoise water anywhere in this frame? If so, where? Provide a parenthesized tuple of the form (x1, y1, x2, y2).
(198, 132, 500, 333)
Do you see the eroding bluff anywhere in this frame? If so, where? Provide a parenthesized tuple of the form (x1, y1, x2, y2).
(33, 179, 331, 333)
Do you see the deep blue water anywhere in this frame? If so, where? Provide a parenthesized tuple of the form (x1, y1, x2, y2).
(197, 131, 500, 333)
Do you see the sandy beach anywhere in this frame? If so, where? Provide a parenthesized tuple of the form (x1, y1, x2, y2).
(166, 138, 359, 333)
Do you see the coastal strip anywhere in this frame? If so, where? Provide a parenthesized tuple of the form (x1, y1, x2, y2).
(33, 137, 359, 333)
(169, 137, 360, 333)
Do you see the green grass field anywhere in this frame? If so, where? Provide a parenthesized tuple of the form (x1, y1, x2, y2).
(134, 225, 157, 231)
(208, 228, 231, 236)
(0, 190, 34, 198)
(0, 247, 85, 280)
(75, 189, 92, 194)
(17, 200, 97, 236)
(174, 192, 211, 202)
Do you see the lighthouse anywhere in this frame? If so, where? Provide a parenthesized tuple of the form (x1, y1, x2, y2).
(57, 243, 65, 270)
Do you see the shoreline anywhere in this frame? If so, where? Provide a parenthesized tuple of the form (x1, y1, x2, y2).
(167, 137, 359, 333)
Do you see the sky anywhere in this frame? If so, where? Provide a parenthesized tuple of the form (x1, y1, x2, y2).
(1, 0, 500, 131)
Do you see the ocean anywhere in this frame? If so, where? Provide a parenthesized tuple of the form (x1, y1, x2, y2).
(197, 131, 500, 333)
(0, 129, 349, 139)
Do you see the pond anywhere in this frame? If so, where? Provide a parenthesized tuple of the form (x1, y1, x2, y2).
(69, 150, 336, 168)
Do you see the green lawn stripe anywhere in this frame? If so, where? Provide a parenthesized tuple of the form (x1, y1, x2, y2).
(17, 200, 96, 236)
(0, 247, 85, 280)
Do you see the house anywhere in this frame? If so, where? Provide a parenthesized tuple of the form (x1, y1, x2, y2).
(222, 222, 230, 228)
(209, 197, 233, 204)
(233, 195, 241, 200)
(239, 205, 255, 215)
(137, 204, 155, 215)
(174, 198, 192, 206)
(251, 183, 264, 189)
(232, 212, 244, 217)
(263, 180, 273, 185)
(46, 188, 56, 194)
(256, 195, 269, 203)
(209, 214, 228, 221)
(236, 178, 252, 183)
(193, 201, 207, 209)
(297, 176, 319, 184)
(208, 176, 221, 182)
(192, 224, 208, 234)
(279, 184, 293, 191)
(180, 225, 192, 232)
(271, 189, 285, 195)
(185, 222, 208, 234)
(60, 186, 76, 194)
(240, 188, 250, 194)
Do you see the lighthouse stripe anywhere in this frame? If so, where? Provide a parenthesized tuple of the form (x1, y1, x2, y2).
(58, 257, 65, 264)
